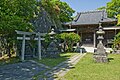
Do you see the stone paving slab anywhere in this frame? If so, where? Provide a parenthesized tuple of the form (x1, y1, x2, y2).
(0, 61, 47, 80)
(54, 53, 86, 80)
(43, 53, 86, 80)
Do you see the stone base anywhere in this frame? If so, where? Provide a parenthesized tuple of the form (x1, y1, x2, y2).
(93, 55, 108, 63)
(46, 51, 60, 58)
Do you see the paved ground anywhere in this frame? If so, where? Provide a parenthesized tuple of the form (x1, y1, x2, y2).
(81, 46, 113, 53)
(0, 61, 47, 80)
(0, 53, 86, 80)
(81, 46, 95, 53)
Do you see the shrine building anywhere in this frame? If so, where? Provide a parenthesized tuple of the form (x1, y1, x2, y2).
(63, 10, 120, 48)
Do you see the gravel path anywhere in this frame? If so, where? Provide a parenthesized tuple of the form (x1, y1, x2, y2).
(0, 61, 47, 80)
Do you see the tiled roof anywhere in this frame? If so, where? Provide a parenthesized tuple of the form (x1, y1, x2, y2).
(60, 29, 76, 32)
(65, 10, 117, 25)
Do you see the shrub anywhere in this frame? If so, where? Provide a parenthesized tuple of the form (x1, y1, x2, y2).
(113, 32, 120, 50)
(59, 32, 80, 52)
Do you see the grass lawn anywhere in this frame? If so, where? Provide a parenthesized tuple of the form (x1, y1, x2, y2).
(36, 53, 78, 68)
(62, 53, 120, 80)
(0, 53, 77, 67)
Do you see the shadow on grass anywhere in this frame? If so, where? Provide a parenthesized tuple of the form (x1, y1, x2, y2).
(108, 57, 114, 62)
(38, 53, 76, 68)
(38, 53, 78, 79)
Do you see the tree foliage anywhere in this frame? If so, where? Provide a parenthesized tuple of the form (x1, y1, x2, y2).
(59, 32, 80, 52)
(58, 1, 75, 22)
(0, 0, 38, 57)
(0, 0, 38, 33)
(40, 0, 75, 28)
(113, 32, 120, 50)
(97, 7, 106, 10)
(107, 0, 120, 25)
(107, 0, 120, 18)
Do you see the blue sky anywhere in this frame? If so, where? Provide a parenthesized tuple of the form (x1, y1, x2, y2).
(61, 0, 110, 13)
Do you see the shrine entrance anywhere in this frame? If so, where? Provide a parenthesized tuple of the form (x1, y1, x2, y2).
(15, 30, 46, 61)
(81, 32, 94, 47)
(82, 32, 93, 44)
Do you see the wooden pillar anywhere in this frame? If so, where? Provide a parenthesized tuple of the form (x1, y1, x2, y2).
(77, 29, 79, 35)
(38, 32, 41, 60)
(115, 29, 117, 35)
(76, 27, 78, 34)
(106, 31, 108, 47)
(21, 34, 25, 61)
(81, 32, 82, 43)
(93, 31, 96, 48)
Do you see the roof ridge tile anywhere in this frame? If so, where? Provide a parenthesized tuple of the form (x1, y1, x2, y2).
(78, 10, 105, 14)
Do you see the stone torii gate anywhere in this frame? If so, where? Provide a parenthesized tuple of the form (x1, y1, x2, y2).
(15, 30, 46, 61)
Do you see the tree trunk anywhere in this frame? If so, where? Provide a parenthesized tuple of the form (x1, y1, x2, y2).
(8, 47, 11, 58)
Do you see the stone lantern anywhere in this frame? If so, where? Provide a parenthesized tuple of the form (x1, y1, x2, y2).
(93, 22, 108, 63)
(46, 28, 60, 58)
(49, 28, 56, 39)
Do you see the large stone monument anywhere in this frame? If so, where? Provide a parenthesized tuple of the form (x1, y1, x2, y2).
(93, 23, 108, 63)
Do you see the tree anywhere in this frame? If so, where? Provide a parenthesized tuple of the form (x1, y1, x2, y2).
(0, 0, 38, 57)
(40, 0, 75, 28)
(106, 0, 120, 25)
(107, 0, 120, 17)
(58, 1, 75, 22)
(59, 32, 80, 52)
(0, 0, 38, 34)
(97, 6, 106, 10)
(113, 32, 120, 50)
(117, 14, 120, 25)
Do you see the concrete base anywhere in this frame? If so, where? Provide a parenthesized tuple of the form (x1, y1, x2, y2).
(93, 55, 108, 63)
